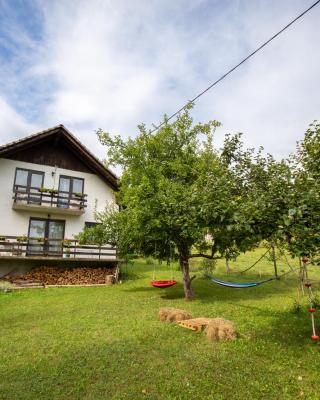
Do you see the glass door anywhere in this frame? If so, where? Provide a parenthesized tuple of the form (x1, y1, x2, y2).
(29, 172, 44, 204)
(15, 169, 29, 192)
(14, 168, 44, 204)
(27, 218, 65, 256)
(58, 176, 84, 209)
(27, 219, 46, 255)
(58, 177, 71, 208)
(47, 221, 65, 255)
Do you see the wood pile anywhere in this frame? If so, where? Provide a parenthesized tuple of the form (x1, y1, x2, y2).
(6, 266, 116, 286)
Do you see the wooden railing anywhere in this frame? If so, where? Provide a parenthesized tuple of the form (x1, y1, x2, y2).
(12, 185, 87, 210)
(0, 236, 116, 260)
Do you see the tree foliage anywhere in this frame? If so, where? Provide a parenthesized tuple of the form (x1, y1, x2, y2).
(281, 122, 320, 259)
(77, 110, 320, 298)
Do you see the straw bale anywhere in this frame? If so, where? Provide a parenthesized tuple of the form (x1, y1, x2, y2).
(159, 307, 192, 322)
(206, 318, 236, 342)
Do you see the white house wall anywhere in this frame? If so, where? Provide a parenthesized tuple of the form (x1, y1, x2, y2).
(0, 158, 116, 238)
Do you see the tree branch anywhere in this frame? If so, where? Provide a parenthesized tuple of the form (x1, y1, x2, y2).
(189, 253, 221, 260)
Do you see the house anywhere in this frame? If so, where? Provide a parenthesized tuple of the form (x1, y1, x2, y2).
(0, 125, 119, 277)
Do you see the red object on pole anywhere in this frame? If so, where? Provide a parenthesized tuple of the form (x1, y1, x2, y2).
(302, 257, 309, 264)
(311, 335, 319, 341)
(308, 308, 316, 313)
(304, 283, 312, 288)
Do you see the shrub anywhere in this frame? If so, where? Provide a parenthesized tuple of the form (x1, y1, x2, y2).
(0, 280, 13, 292)
(145, 257, 154, 266)
(200, 258, 217, 276)
(312, 291, 320, 308)
(290, 299, 302, 314)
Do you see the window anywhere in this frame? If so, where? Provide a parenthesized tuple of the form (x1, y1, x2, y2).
(58, 175, 84, 208)
(85, 222, 100, 228)
(59, 176, 84, 194)
(14, 168, 44, 191)
(27, 218, 65, 256)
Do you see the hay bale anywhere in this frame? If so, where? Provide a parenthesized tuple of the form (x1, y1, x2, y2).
(159, 307, 192, 323)
(206, 318, 236, 342)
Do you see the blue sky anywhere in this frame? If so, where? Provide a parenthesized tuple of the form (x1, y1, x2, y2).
(0, 0, 319, 163)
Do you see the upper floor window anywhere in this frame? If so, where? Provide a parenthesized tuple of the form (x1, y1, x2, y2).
(58, 175, 84, 195)
(58, 175, 84, 208)
(14, 168, 44, 192)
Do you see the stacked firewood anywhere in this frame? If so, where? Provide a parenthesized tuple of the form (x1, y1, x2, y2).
(7, 266, 116, 285)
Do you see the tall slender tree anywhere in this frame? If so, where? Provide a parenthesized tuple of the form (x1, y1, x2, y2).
(282, 122, 320, 260)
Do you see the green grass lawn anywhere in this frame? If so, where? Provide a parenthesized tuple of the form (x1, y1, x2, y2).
(1, 248, 320, 400)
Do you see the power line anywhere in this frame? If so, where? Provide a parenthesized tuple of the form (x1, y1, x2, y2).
(150, 0, 320, 133)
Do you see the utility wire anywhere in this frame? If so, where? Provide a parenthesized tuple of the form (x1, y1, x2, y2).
(150, 0, 320, 133)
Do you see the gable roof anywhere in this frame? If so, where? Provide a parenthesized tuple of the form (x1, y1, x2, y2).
(0, 124, 118, 190)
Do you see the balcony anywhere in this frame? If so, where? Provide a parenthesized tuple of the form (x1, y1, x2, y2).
(0, 236, 117, 262)
(12, 185, 87, 215)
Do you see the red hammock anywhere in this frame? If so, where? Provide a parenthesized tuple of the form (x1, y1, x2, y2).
(151, 280, 177, 288)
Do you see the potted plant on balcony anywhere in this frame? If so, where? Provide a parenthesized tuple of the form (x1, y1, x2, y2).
(38, 187, 49, 193)
(48, 188, 59, 195)
(0, 235, 8, 256)
(72, 192, 86, 209)
(14, 235, 28, 256)
(17, 235, 28, 242)
(62, 239, 71, 258)
(73, 192, 85, 198)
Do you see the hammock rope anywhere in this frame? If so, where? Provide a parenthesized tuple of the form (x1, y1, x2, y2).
(151, 240, 177, 289)
(236, 248, 270, 275)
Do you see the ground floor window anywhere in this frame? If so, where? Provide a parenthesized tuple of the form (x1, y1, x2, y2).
(27, 218, 65, 256)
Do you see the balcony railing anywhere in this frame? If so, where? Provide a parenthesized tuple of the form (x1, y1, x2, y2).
(0, 236, 116, 260)
(12, 185, 87, 214)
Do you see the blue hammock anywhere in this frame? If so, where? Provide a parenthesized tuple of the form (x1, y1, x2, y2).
(206, 274, 276, 289)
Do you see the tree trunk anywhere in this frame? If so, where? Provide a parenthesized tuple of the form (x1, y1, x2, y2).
(179, 252, 194, 300)
(226, 258, 230, 274)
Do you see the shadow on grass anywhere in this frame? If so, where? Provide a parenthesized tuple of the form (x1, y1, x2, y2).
(124, 274, 300, 303)
(195, 276, 298, 303)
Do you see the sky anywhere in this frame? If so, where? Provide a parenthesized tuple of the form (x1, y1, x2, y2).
(0, 0, 319, 168)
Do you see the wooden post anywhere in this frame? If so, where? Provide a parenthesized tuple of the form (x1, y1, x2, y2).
(114, 264, 120, 283)
(271, 244, 278, 279)
(299, 257, 305, 296)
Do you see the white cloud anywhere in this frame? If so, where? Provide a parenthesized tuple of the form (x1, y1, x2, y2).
(0, 97, 38, 143)
(0, 0, 319, 162)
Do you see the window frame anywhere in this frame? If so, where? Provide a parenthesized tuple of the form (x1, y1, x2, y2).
(58, 175, 85, 195)
(27, 217, 66, 256)
(13, 167, 45, 191)
(85, 222, 101, 228)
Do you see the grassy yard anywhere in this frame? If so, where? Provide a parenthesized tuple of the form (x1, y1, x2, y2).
(1, 248, 320, 400)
